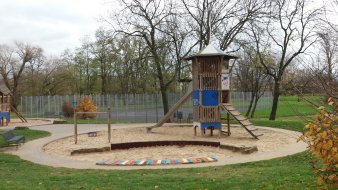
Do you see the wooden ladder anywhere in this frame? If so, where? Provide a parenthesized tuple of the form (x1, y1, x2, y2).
(222, 103, 262, 139)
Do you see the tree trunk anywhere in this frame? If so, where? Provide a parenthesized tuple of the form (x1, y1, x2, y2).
(151, 47, 170, 116)
(269, 80, 280, 120)
(245, 92, 255, 117)
(159, 80, 169, 115)
(10, 91, 19, 110)
(101, 76, 106, 94)
(250, 94, 260, 118)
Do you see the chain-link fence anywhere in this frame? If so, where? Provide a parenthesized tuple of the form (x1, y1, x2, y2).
(18, 91, 272, 122)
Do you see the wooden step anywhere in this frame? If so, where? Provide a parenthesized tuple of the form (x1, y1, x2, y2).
(233, 115, 247, 121)
(245, 125, 258, 131)
(223, 106, 236, 111)
(228, 110, 241, 116)
(239, 120, 252, 126)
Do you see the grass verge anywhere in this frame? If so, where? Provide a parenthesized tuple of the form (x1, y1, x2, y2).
(0, 128, 50, 148)
(0, 151, 324, 190)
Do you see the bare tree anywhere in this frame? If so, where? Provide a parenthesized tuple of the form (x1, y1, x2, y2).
(317, 31, 338, 82)
(92, 28, 115, 94)
(237, 50, 271, 118)
(251, 0, 321, 120)
(181, 0, 266, 50)
(0, 42, 43, 108)
(109, 0, 178, 114)
(74, 39, 97, 95)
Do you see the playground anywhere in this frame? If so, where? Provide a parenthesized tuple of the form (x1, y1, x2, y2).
(0, 45, 330, 189)
(3, 45, 307, 169)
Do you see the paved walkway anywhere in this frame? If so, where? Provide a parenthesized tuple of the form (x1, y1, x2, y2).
(4, 123, 307, 170)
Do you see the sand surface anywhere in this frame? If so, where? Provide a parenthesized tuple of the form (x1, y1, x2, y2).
(5, 118, 52, 128)
(43, 125, 299, 162)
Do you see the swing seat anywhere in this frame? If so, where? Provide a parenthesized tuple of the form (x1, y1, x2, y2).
(88, 131, 97, 137)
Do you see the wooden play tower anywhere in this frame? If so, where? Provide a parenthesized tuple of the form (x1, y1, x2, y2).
(185, 45, 234, 136)
(0, 76, 27, 126)
(147, 44, 261, 139)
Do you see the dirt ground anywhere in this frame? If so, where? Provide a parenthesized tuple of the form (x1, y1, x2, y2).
(43, 125, 300, 162)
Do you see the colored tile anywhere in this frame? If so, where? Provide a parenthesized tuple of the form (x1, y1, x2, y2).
(138, 160, 146, 165)
(195, 158, 202, 163)
(117, 160, 128, 165)
(146, 160, 153, 165)
(134, 160, 141, 165)
(126, 160, 135, 165)
(103, 160, 112, 165)
(111, 160, 121, 165)
(201, 157, 209, 162)
(191, 158, 197, 163)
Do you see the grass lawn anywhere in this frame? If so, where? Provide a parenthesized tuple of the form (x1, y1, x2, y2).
(0, 128, 50, 148)
(0, 152, 322, 190)
(253, 95, 322, 118)
(0, 95, 333, 189)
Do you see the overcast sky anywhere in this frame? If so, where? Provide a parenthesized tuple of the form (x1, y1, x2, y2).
(0, 0, 114, 55)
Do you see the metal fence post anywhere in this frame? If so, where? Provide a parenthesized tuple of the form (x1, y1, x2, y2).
(108, 107, 111, 143)
(155, 93, 158, 122)
(74, 111, 77, 144)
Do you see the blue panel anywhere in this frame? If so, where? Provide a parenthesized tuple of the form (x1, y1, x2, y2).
(0, 112, 9, 118)
(192, 90, 199, 106)
(200, 122, 221, 129)
(202, 90, 218, 106)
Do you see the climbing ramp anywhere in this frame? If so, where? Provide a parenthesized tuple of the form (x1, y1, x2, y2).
(147, 83, 192, 132)
(222, 103, 262, 139)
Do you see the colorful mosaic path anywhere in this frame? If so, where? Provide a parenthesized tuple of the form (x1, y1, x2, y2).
(96, 156, 218, 166)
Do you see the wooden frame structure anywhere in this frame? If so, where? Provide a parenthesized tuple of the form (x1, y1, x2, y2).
(74, 108, 112, 144)
(185, 45, 237, 136)
(0, 78, 11, 126)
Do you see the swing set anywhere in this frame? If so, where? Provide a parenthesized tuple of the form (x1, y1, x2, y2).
(73, 108, 112, 144)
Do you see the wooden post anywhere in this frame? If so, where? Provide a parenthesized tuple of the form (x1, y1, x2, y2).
(74, 111, 77, 144)
(7, 95, 10, 123)
(108, 107, 111, 143)
(1, 94, 4, 126)
(227, 112, 230, 136)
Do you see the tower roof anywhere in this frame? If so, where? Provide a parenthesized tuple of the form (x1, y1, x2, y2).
(184, 44, 238, 60)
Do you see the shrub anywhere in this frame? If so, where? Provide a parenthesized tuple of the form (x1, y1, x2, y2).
(300, 97, 338, 186)
(62, 101, 74, 118)
(75, 97, 97, 119)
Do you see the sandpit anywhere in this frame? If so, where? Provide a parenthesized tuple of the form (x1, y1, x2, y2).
(4, 118, 53, 128)
(43, 125, 301, 163)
